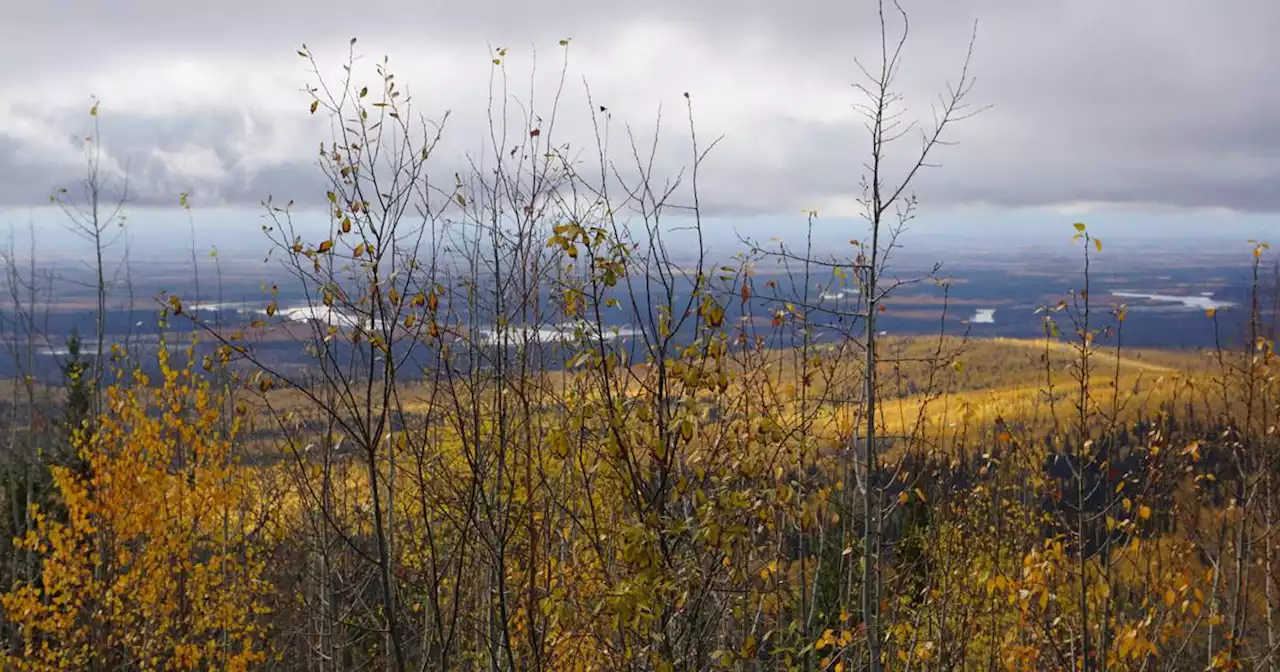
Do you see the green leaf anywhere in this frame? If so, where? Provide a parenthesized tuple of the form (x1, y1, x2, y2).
(327, 191, 337, 204)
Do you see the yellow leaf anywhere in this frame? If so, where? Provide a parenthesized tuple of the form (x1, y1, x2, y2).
(1073, 222, 1087, 232)
(1138, 504, 1151, 520)
(317, 240, 333, 253)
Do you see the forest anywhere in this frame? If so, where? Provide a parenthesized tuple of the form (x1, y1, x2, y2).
(0, 3, 1278, 670)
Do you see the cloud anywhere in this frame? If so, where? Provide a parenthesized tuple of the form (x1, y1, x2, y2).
(2, 0, 1278, 217)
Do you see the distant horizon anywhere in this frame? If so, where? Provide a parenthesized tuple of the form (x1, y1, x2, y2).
(2, 204, 1274, 266)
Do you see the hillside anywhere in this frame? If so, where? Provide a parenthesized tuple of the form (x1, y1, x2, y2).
(2, 2, 1276, 666)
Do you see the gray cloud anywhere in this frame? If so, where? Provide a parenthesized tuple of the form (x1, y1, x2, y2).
(0, 136, 72, 205)
(1, 0, 1278, 216)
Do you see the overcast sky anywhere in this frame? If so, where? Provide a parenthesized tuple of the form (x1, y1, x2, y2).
(1, 0, 1278, 251)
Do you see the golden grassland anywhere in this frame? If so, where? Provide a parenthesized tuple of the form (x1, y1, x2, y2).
(3, 335, 1223, 467)
(14, 333, 1218, 546)
(235, 335, 1232, 520)
(239, 336, 1251, 573)
(239, 335, 1225, 442)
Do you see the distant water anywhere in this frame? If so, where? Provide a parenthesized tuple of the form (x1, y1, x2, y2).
(278, 304, 384, 331)
(475, 321, 641, 347)
(1110, 291, 1235, 311)
(270, 301, 642, 347)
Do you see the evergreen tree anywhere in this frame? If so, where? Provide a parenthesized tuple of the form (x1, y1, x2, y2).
(57, 329, 93, 478)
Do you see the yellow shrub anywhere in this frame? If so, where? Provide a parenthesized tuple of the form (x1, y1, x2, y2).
(2, 345, 271, 670)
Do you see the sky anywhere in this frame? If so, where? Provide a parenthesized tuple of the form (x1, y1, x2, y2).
(1, 0, 1277, 258)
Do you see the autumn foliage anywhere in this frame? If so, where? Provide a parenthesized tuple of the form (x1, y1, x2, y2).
(2, 346, 271, 670)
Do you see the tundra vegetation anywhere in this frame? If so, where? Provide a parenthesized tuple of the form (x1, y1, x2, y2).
(0, 3, 1278, 670)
